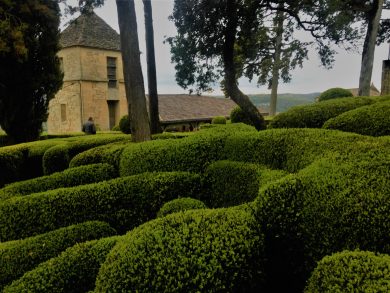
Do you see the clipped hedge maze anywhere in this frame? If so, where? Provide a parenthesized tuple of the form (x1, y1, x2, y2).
(0, 124, 388, 292)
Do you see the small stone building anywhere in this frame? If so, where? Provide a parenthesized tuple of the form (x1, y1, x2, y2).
(47, 12, 268, 133)
(47, 12, 127, 133)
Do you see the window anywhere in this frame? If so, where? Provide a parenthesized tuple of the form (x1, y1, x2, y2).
(61, 104, 67, 122)
(59, 57, 64, 72)
(107, 57, 117, 88)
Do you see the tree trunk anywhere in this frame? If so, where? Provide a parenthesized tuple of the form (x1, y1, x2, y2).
(143, 0, 161, 134)
(223, 0, 265, 130)
(270, 9, 284, 116)
(116, 0, 151, 142)
(358, 0, 384, 96)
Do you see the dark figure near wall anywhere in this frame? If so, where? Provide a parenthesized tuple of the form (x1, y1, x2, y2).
(82, 117, 96, 134)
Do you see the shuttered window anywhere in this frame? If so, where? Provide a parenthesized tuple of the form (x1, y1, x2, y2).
(107, 57, 117, 88)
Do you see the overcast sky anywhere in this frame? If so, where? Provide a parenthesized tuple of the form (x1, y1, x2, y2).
(61, 0, 390, 95)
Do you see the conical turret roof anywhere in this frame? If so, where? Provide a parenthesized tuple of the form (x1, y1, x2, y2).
(60, 12, 121, 51)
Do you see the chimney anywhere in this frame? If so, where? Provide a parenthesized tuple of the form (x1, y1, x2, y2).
(381, 43, 390, 95)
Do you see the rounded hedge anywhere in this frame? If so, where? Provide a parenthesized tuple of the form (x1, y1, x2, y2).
(211, 116, 227, 124)
(0, 148, 24, 188)
(0, 172, 202, 241)
(255, 144, 390, 292)
(157, 197, 206, 218)
(317, 87, 353, 102)
(119, 115, 131, 134)
(69, 142, 128, 169)
(119, 132, 228, 177)
(0, 140, 67, 187)
(230, 106, 254, 126)
(42, 134, 128, 175)
(323, 100, 390, 136)
(3, 236, 120, 293)
(0, 163, 118, 200)
(204, 160, 287, 208)
(0, 221, 116, 290)
(95, 207, 265, 292)
(268, 96, 376, 129)
(305, 250, 390, 293)
(223, 128, 364, 173)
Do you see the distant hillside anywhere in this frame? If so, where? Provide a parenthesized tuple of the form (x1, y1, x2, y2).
(248, 93, 320, 113)
(214, 93, 320, 113)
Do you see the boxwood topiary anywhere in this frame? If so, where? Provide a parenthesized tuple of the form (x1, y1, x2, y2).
(0, 221, 116, 290)
(223, 128, 364, 173)
(42, 134, 129, 175)
(0, 163, 117, 200)
(0, 172, 202, 241)
(323, 100, 390, 136)
(157, 197, 206, 218)
(317, 87, 353, 102)
(305, 250, 390, 293)
(203, 161, 267, 208)
(255, 144, 390, 293)
(268, 96, 376, 129)
(211, 116, 227, 124)
(0, 147, 25, 188)
(69, 142, 129, 169)
(3, 236, 121, 293)
(119, 115, 131, 134)
(230, 106, 255, 126)
(119, 133, 228, 177)
(95, 207, 266, 292)
(205, 160, 288, 208)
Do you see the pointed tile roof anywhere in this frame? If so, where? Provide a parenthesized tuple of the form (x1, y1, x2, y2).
(60, 12, 121, 51)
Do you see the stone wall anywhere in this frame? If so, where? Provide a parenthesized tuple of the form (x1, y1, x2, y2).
(47, 81, 82, 133)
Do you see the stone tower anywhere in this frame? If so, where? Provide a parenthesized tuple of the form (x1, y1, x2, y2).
(47, 12, 128, 133)
(381, 44, 390, 95)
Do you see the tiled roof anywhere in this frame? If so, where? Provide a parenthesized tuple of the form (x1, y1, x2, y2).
(60, 12, 121, 51)
(155, 94, 268, 123)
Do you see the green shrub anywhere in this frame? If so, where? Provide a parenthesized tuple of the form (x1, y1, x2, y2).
(119, 115, 131, 134)
(230, 106, 255, 126)
(42, 134, 128, 175)
(317, 87, 353, 102)
(211, 116, 227, 124)
(69, 134, 190, 169)
(305, 251, 390, 293)
(4, 236, 120, 293)
(269, 96, 376, 129)
(0, 147, 24, 188)
(255, 145, 390, 292)
(0, 172, 202, 241)
(111, 125, 120, 131)
(203, 160, 287, 208)
(69, 141, 129, 169)
(224, 128, 364, 172)
(0, 139, 67, 187)
(0, 221, 116, 290)
(157, 197, 206, 218)
(199, 123, 213, 130)
(0, 163, 117, 200)
(119, 133, 228, 177)
(323, 100, 390, 136)
(95, 207, 265, 292)
(151, 132, 190, 140)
